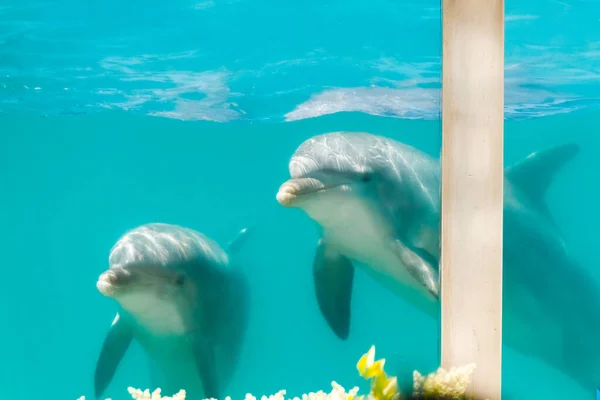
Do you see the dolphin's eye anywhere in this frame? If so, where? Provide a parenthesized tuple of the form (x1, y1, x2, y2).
(361, 172, 373, 182)
(175, 274, 186, 286)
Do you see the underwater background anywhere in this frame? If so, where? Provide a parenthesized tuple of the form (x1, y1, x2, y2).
(1, 0, 599, 399)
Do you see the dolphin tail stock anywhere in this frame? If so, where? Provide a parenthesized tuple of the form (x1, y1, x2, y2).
(226, 226, 254, 254)
(94, 312, 133, 399)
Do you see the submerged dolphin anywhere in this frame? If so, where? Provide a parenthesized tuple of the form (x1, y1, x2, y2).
(94, 223, 252, 400)
(276, 131, 600, 392)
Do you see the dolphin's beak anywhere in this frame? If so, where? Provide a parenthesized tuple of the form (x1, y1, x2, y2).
(276, 184, 296, 206)
(96, 267, 134, 297)
(97, 270, 116, 297)
(276, 177, 328, 207)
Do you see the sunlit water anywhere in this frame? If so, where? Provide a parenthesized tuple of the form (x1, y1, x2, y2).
(1, 0, 599, 399)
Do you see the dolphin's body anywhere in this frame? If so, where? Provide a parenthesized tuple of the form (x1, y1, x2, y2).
(276, 131, 599, 392)
(94, 223, 251, 400)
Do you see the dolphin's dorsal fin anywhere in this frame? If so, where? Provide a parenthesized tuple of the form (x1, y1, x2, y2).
(505, 143, 579, 203)
(227, 226, 253, 254)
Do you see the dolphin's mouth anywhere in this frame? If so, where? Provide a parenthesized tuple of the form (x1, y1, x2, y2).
(276, 177, 344, 207)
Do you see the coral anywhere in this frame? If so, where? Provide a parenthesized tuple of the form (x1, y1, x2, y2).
(412, 364, 477, 399)
(354, 346, 479, 400)
(127, 387, 187, 400)
(78, 345, 479, 400)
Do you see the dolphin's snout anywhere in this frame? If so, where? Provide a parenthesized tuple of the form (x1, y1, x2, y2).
(276, 177, 328, 207)
(97, 270, 118, 297)
(276, 183, 297, 206)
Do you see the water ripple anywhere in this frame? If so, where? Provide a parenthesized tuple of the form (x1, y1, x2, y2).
(0, 0, 599, 121)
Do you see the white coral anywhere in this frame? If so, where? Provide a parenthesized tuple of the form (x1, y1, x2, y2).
(78, 357, 476, 400)
(78, 366, 476, 400)
(413, 363, 477, 399)
(127, 387, 186, 400)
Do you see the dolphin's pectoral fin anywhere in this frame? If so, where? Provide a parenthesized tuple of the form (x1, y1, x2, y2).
(389, 239, 439, 299)
(313, 238, 355, 340)
(505, 143, 579, 203)
(192, 336, 219, 399)
(94, 313, 133, 399)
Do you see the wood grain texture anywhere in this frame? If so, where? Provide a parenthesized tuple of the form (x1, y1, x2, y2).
(440, 0, 504, 399)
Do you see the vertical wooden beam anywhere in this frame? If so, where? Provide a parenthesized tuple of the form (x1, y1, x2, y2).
(440, 1, 504, 400)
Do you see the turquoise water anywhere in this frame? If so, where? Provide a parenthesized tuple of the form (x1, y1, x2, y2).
(1, 0, 600, 399)
(1, 112, 442, 400)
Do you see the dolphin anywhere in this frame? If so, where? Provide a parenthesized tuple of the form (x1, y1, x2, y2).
(94, 223, 252, 400)
(276, 131, 600, 393)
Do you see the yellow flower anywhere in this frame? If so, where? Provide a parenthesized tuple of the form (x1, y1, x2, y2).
(372, 374, 398, 399)
(356, 345, 400, 400)
(356, 345, 386, 380)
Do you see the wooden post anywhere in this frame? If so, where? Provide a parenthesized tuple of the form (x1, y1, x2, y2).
(440, 1, 504, 399)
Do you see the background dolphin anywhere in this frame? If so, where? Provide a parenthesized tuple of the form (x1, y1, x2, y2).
(94, 223, 252, 400)
(276, 131, 599, 393)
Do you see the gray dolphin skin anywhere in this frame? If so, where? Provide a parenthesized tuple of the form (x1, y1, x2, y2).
(276, 131, 600, 393)
(94, 223, 251, 400)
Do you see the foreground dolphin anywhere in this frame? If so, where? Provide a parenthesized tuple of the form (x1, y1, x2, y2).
(94, 223, 252, 400)
(276, 131, 599, 392)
